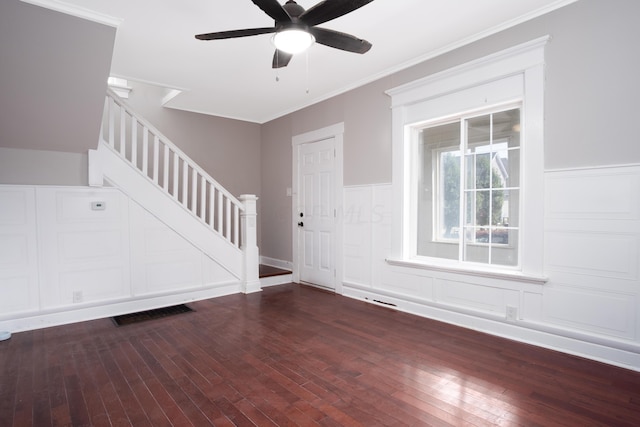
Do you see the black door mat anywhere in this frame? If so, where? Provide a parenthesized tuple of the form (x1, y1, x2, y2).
(112, 304, 193, 326)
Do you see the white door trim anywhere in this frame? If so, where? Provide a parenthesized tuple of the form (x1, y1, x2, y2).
(292, 123, 344, 294)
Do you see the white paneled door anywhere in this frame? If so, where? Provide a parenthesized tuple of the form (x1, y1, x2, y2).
(297, 137, 335, 289)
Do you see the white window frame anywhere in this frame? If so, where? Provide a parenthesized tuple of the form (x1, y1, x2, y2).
(386, 37, 549, 283)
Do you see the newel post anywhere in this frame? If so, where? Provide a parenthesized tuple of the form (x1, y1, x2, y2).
(239, 194, 261, 293)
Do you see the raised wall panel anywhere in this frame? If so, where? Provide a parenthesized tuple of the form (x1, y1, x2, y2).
(144, 260, 202, 292)
(380, 268, 434, 300)
(59, 230, 124, 262)
(546, 168, 640, 220)
(546, 232, 638, 280)
(144, 227, 196, 255)
(544, 165, 640, 343)
(0, 277, 31, 313)
(37, 188, 131, 307)
(0, 190, 29, 224)
(130, 201, 205, 295)
(343, 186, 373, 286)
(372, 185, 393, 289)
(371, 186, 393, 294)
(0, 187, 39, 314)
(202, 255, 236, 284)
(436, 278, 508, 314)
(55, 190, 125, 223)
(0, 235, 29, 267)
(544, 286, 635, 340)
(60, 267, 126, 301)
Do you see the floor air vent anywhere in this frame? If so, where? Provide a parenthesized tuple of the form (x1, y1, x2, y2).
(112, 304, 193, 326)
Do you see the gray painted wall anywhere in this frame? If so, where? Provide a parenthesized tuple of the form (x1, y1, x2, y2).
(0, 148, 88, 185)
(259, 0, 640, 263)
(123, 81, 263, 245)
(2, 0, 638, 266)
(124, 81, 262, 199)
(0, 0, 115, 157)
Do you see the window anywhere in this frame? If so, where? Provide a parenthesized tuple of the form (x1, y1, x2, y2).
(415, 106, 521, 267)
(387, 37, 548, 281)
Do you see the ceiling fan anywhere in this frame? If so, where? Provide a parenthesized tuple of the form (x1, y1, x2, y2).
(195, 0, 375, 68)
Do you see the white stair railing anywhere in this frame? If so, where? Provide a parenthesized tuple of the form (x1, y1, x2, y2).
(100, 88, 243, 249)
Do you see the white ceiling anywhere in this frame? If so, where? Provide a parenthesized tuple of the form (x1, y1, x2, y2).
(25, 0, 577, 123)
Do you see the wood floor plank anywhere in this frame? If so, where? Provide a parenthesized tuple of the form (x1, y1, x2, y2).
(2, 283, 640, 426)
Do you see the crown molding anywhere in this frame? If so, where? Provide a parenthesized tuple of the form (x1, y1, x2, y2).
(20, 0, 122, 28)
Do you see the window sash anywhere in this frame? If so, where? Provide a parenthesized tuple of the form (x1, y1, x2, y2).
(415, 104, 522, 268)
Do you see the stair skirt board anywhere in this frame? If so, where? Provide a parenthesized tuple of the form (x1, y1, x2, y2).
(112, 304, 193, 326)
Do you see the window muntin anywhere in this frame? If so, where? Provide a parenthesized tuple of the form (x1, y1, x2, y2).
(415, 106, 521, 268)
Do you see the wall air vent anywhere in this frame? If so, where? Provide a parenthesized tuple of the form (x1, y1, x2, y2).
(365, 296, 398, 308)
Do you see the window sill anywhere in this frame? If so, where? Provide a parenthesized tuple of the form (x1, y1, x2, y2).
(385, 258, 548, 285)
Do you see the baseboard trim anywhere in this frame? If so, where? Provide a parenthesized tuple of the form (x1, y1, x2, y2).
(0, 281, 241, 334)
(342, 282, 640, 372)
(260, 256, 293, 271)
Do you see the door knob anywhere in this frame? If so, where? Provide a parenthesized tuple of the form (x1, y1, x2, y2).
(297, 221, 304, 227)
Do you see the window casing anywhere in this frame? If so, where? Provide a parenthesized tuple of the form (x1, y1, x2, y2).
(387, 37, 548, 281)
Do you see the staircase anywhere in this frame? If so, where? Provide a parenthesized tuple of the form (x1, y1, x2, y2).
(89, 89, 259, 293)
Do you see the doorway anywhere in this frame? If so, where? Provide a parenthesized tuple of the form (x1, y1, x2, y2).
(292, 123, 344, 292)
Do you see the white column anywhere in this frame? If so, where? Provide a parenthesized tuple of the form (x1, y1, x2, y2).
(239, 194, 260, 294)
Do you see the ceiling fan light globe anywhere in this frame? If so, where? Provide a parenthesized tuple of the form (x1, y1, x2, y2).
(272, 29, 315, 54)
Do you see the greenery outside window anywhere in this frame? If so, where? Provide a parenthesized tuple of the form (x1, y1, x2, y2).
(416, 106, 521, 267)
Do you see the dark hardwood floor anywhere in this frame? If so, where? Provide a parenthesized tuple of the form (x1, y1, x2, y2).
(2, 283, 639, 426)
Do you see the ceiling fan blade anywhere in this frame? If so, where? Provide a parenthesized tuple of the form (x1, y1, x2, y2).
(309, 27, 372, 54)
(251, 0, 291, 23)
(272, 49, 293, 68)
(300, 0, 374, 27)
(195, 27, 275, 40)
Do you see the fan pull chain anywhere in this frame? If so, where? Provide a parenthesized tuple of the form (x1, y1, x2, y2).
(305, 50, 310, 94)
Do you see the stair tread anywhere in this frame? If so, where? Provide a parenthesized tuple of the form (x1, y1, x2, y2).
(259, 264, 291, 278)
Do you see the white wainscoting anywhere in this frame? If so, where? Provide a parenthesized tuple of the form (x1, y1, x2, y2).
(544, 165, 640, 344)
(0, 185, 242, 333)
(0, 187, 39, 315)
(342, 165, 640, 371)
(343, 184, 538, 317)
(37, 187, 131, 308)
(129, 201, 235, 296)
